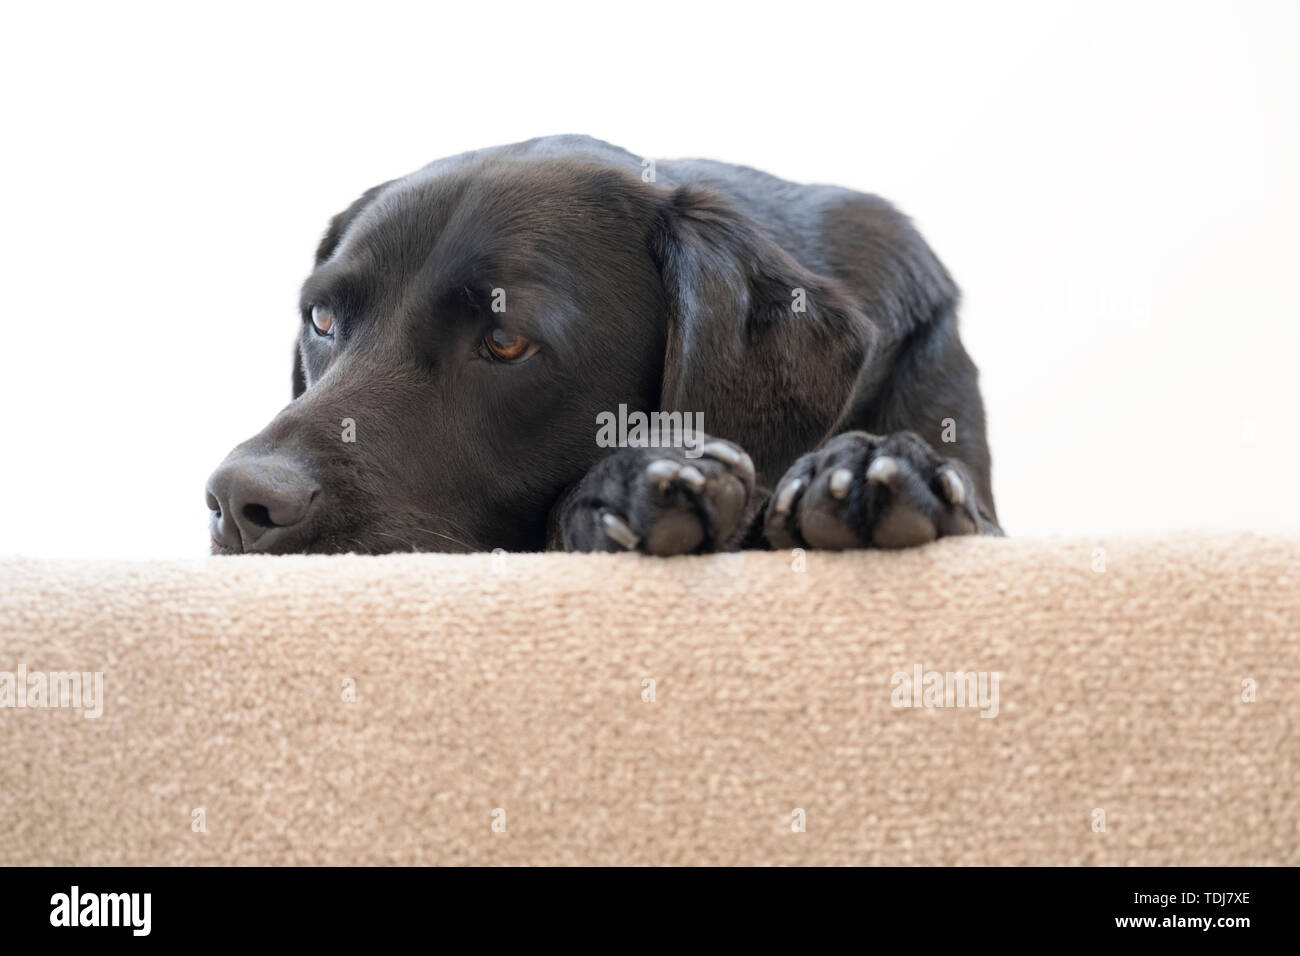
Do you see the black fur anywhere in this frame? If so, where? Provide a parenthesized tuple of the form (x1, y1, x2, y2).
(206, 135, 1000, 555)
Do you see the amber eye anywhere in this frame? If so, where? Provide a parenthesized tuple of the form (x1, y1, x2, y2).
(310, 305, 334, 336)
(483, 328, 537, 362)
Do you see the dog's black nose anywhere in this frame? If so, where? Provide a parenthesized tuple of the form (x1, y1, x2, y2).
(206, 456, 320, 553)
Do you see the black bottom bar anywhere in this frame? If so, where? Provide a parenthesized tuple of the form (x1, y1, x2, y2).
(0, 865, 1281, 942)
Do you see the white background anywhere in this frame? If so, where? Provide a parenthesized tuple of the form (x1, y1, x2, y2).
(1, 0, 1297, 557)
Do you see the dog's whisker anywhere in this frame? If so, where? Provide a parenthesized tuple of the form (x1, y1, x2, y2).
(338, 536, 374, 556)
(384, 511, 478, 551)
(368, 530, 418, 552)
(403, 510, 477, 544)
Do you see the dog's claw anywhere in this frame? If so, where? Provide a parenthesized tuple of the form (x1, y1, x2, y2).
(866, 456, 899, 488)
(677, 465, 706, 492)
(938, 467, 965, 506)
(645, 459, 681, 491)
(828, 468, 853, 500)
(600, 512, 640, 550)
(700, 441, 756, 484)
(774, 477, 803, 515)
(701, 441, 740, 468)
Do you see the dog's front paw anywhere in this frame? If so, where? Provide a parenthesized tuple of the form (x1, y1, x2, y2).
(562, 440, 757, 555)
(764, 430, 981, 550)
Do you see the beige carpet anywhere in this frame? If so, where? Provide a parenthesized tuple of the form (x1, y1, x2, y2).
(1, 533, 1296, 866)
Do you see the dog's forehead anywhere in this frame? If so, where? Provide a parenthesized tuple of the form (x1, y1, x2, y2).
(337, 160, 636, 274)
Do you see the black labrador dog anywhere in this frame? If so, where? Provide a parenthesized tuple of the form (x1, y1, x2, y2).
(207, 135, 1001, 555)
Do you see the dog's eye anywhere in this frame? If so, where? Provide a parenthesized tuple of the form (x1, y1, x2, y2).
(483, 328, 538, 362)
(310, 305, 334, 337)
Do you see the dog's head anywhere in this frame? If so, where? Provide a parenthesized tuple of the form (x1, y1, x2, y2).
(206, 149, 872, 553)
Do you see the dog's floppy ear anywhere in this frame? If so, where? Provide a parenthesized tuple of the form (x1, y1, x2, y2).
(650, 186, 876, 485)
